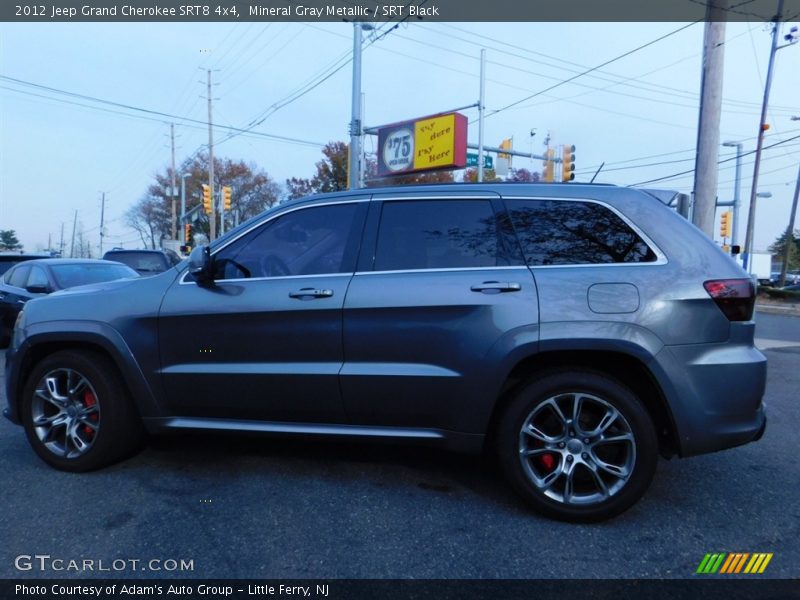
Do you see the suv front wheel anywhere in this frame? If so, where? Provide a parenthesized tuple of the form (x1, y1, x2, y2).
(21, 350, 143, 472)
(496, 370, 658, 522)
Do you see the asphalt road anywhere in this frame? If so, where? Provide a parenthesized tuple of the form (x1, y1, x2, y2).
(0, 312, 798, 580)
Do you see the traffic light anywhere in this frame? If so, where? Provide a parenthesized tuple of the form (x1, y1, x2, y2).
(562, 144, 576, 182)
(184, 223, 192, 245)
(719, 210, 732, 238)
(542, 148, 555, 182)
(202, 184, 212, 215)
(499, 138, 512, 160)
(222, 186, 232, 211)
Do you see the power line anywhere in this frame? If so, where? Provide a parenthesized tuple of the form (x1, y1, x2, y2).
(484, 22, 701, 119)
(0, 75, 325, 148)
(630, 133, 800, 186)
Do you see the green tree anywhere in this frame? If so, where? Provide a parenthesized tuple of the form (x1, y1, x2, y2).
(768, 229, 800, 271)
(0, 230, 23, 251)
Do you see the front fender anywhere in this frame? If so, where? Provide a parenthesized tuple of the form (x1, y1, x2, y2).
(7, 321, 162, 426)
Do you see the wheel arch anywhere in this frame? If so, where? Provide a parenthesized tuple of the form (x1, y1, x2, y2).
(486, 349, 680, 458)
(11, 327, 159, 426)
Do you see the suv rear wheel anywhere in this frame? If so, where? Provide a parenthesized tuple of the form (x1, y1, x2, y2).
(21, 350, 143, 472)
(496, 370, 658, 522)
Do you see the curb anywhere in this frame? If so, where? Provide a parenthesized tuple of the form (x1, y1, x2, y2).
(756, 304, 800, 317)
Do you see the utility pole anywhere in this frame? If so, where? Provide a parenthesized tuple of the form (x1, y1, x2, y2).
(206, 69, 216, 241)
(743, 0, 785, 270)
(59, 223, 65, 257)
(99, 192, 106, 256)
(778, 163, 800, 287)
(349, 22, 367, 190)
(478, 49, 486, 183)
(170, 123, 177, 241)
(70, 210, 77, 258)
(692, 2, 727, 238)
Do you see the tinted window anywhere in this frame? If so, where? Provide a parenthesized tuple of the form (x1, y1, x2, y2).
(50, 264, 138, 289)
(374, 200, 501, 271)
(8, 265, 30, 288)
(214, 203, 358, 280)
(104, 251, 169, 274)
(507, 199, 657, 265)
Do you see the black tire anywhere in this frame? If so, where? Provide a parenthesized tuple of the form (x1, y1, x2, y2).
(21, 350, 144, 472)
(496, 369, 658, 522)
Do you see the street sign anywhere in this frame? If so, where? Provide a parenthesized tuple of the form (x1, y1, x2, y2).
(466, 153, 494, 169)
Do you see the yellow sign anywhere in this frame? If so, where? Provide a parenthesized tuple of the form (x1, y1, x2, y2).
(413, 114, 457, 170)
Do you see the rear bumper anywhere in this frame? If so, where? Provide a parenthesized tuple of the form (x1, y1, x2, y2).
(653, 339, 767, 457)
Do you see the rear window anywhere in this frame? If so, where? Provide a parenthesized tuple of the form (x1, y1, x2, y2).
(50, 263, 137, 289)
(506, 199, 657, 266)
(103, 251, 169, 273)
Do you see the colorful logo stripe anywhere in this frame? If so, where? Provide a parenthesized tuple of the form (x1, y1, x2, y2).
(697, 553, 773, 574)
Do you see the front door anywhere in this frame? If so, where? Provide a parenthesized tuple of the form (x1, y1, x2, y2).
(158, 200, 367, 423)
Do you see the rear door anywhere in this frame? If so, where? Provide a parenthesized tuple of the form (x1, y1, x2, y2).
(340, 193, 539, 434)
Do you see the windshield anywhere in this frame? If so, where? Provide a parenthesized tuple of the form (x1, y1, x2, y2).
(50, 263, 138, 289)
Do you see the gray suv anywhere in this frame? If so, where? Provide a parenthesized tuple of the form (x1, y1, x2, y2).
(3, 184, 766, 522)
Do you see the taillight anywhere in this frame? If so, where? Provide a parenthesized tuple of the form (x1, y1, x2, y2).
(703, 279, 755, 321)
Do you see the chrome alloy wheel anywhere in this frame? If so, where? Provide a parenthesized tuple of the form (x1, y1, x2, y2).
(30, 368, 101, 459)
(518, 392, 636, 506)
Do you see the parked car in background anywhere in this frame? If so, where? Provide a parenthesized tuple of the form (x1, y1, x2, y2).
(0, 258, 138, 347)
(0, 253, 52, 277)
(767, 271, 800, 287)
(4, 184, 767, 522)
(101, 248, 183, 276)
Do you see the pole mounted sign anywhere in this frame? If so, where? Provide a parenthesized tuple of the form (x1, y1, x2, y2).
(377, 112, 468, 177)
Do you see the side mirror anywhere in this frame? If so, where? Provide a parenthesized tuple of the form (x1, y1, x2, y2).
(25, 285, 51, 295)
(188, 245, 215, 287)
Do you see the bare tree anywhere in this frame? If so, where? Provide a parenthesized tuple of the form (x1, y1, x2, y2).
(125, 197, 169, 249)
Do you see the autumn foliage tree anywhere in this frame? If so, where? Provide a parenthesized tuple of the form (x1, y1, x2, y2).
(288, 141, 461, 197)
(126, 154, 281, 248)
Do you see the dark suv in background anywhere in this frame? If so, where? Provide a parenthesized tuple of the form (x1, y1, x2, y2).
(101, 248, 182, 276)
(0, 253, 52, 276)
(4, 184, 766, 522)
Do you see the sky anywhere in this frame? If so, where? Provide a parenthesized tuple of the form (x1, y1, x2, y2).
(1, 18, 799, 255)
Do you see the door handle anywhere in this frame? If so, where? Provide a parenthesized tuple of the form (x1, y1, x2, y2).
(288, 288, 334, 300)
(470, 281, 522, 294)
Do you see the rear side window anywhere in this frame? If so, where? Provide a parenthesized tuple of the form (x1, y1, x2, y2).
(374, 200, 503, 271)
(506, 199, 657, 266)
(8, 265, 30, 288)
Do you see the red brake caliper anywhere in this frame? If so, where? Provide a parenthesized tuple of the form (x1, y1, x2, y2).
(539, 454, 556, 471)
(83, 390, 98, 437)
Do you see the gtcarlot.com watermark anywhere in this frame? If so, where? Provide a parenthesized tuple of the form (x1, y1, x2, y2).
(14, 554, 194, 573)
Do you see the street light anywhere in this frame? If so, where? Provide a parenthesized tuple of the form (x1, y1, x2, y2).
(743, 191, 772, 274)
